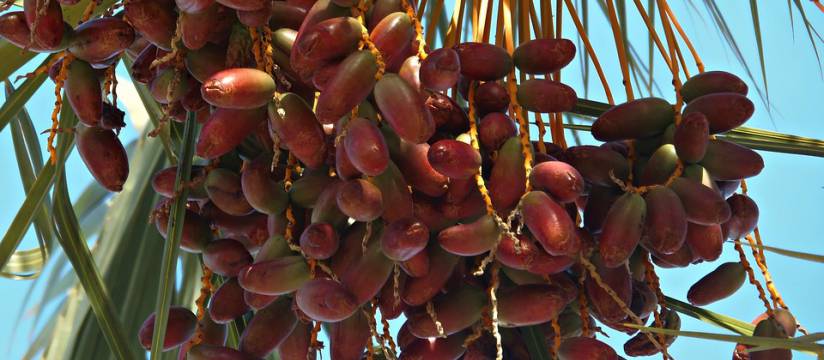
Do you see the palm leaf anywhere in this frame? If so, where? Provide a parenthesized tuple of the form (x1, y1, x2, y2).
(664, 296, 755, 335)
(521, 325, 552, 360)
(747, 333, 824, 352)
(0, 44, 36, 84)
(702, 0, 770, 112)
(646, 0, 655, 94)
(2, 83, 51, 279)
(1, 247, 45, 279)
(622, 323, 824, 355)
(791, 0, 823, 75)
(73, 181, 110, 229)
(748, 0, 769, 103)
(175, 253, 203, 306)
(0, 95, 75, 272)
(68, 113, 168, 356)
(15, 178, 113, 347)
(732, 240, 824, 263)
(0, 56, 51, 134)
(45, 123, 167, 359)
(565, 98, 824, 157)
(14, 98, 57, 246)
(22, 315, 57, 359)
(70, 131, 167, 359)
(51, 142, 138, 359)
(787, 0, 795, 35)
(43, 285, 84, 359)
(149, 112, 197, 360)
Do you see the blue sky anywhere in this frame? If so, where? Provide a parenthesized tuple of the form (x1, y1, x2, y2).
(1, 1, 823, 359)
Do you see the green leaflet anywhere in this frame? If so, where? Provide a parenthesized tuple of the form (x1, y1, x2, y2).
(664, 296, 755, 335)
(565, 99, 824, 158)
(149, 112, 198, 360)
(748, 0, 769, 104)
(0, 95, 75, 275)
(53, 170, 138, 360)
(733, 240, 824, 263)
(622, 323, 823, 355)
(0, 57, 51, 134)
(520, 325, 553, 360)
(2, 81, 52, 279)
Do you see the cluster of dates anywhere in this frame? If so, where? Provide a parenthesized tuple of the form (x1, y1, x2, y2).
(1, 0, 134, 191)
(1, 0, 791, 358)
(588, 70, 798, 359)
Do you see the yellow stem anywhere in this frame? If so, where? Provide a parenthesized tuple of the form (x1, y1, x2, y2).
(733, 241, 774, 316)
(445, 0, 466, 47)
(550, 316, 562, 356)
(562, 0, 615, 104)
(528, 0, 543, 38)
(502, 0, 534, 189)
(48, 52, 74, 165)
(542, 0, 553, 38)
(424, 0, 444, 48)
(663, 2, 704, 73)
(655, 0, 684, 112)
(353, 0, 386, 79)
(416, 0, 428, 20)
(489, 263, 503, 360)
(605, 0, 635, 100)
(643, 255, 671, 359)
(631, 0, 676, 76)
(577, 269, 591, 337)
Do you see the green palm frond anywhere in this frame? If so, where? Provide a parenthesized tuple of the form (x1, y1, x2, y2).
(148, 112, 197, 360)
(0, 58, 51, 134)
(733, 240, 824, 263)
(567, 98, 824, 157)
(748, 0, 769, 104)
(622, 323, 824, 356)
(0, 94, 75, 273)
(3, 81, 52, 279)
(521, 326, 553, 360)
(664, 296, 755, 335)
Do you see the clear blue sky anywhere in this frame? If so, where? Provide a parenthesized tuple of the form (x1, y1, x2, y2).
(1, 1, 823, 359)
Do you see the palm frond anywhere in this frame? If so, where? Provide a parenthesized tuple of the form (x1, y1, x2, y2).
(40, 121, 168, 359)
(0, 95, 75, 273)
(0, 57, 51, 134)
(791, 0, 823, 75)
(149, 112, 197, 360)
(52, 171, 138, 360)
(521, 325, 553, 360)
(732, 240, 824, 263)
(748, 0, 769, 103)
(622, 323, 824, 356)
(2, 81, 52, 279)
(0, 44, 36, 83)
(566, 99, 824, 157)
(664, 296, 755, 335)
(702, 0, 770, 112)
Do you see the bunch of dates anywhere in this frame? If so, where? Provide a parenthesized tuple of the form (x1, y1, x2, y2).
(2, 0, 790, 359)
